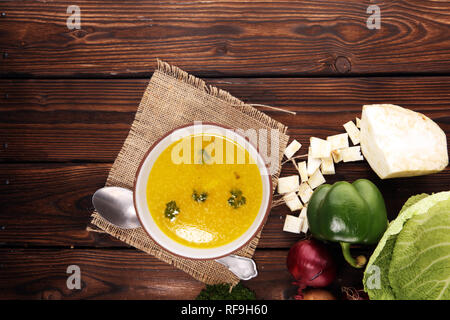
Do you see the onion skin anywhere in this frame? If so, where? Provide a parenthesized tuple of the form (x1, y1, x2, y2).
(287, 239, 337, 299)
(341, 287, 369, 300)
(303, 289, 336, 300)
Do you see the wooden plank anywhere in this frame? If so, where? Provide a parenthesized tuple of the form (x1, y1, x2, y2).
(1, 77, 449, 162)
(1, 1, 450, 77)
(0, 79, 144, 162)
(0, 247, 206, 299)
(0, 162, 449, 248)
(0, 248, 365, 300)
(0, 163, 126, 247)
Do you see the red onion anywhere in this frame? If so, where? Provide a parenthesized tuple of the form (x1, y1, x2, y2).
(287, 239, 336, 300)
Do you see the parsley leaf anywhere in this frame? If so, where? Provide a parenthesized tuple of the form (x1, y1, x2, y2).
(192, 190, 208, 203)
(227, 189, 246, 209)
(164, 201, 180, 220)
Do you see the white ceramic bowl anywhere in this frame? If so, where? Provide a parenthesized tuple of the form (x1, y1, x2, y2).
(134, 123, 272, 260)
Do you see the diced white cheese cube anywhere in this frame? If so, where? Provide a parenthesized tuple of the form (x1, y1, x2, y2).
(361, 104, 448, 179)
(300, 216, 309, 233)
(283, 192, 303, 211)
(297, 161, 308, 183)
(307, 147, 322, 176)
(342, 146, 364, 162)
(284, 139, 302, 159)
(298, 182, 314, 204)
(310, 137, 332, 158)
(277, 175, 300, 194)
(356, 117, 361, 128)
(298, 207, 309, 233)
(308, 169, 326, 189)
(299, 206, 308, 220)
(321, 156, 335, 175)
(283, 215, 303, 234)
(331, 149, 344, 163)
(343, 121, 361, 145)
(326, 133, 349, 150)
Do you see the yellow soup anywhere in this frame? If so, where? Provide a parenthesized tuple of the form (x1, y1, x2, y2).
(146, 134, 263, 248)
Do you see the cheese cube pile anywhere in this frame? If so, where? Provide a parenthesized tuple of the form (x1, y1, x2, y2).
(280, 119, 365, 234)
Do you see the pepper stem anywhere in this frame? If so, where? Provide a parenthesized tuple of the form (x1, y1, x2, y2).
(340, 242, 367, 268)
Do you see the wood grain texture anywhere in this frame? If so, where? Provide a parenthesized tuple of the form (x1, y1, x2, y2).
(1, 0, 449, 302)
(1, 1, 450, 77)
(0, 163, 125, 247)
(0, 77, 448, 249)
(0, 248, 207, 299)
(0, 248, 366, 300)
(0, 162, 448, 248)
(1, 77, 449, 162)
(0, 79, 143, 162)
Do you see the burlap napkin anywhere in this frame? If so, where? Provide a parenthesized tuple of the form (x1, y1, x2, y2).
(89, 59, 289, 285)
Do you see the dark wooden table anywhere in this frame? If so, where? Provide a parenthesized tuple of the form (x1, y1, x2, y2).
(0, 1, 449, 300)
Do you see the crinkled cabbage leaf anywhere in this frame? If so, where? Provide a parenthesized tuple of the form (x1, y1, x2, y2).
(363, 192, 450, 300)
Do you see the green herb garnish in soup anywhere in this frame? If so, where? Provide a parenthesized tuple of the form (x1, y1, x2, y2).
(164, 201, 180, 220)
(227, 189, 246, 209)
(192, 190, 208, 203)
(146, 133, 263, 248)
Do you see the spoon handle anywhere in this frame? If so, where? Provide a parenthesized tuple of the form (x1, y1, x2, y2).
(215, 254, 258, 280)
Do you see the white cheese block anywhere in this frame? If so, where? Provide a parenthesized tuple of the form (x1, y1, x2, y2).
(300, 211, 309, 233)
(283, 215, 303, 234)
(343, 120, 361, 145)
(321, 156, 335, 175)
(308, 169, 326, 189)
(310, 137, 332, 158)
(356, 117, 361, 128)
(331, 149, 344, 163)
(299, 207, 309, 233)
(342, 146, 364, 162)
(277, 175, 300, 194)
(307, 147, 322, 176)
(284, 139, 302, 159)
(298, 182, 314, 204)
(360, 104, 449, 179)
(297, 161, 309, 183)
(299, 206, 307, 220)
(327, 133, 349, 150)
(300, 217, 309, 234)
(283, 192, 303, 211)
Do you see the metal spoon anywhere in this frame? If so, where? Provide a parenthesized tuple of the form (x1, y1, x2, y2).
(92, 186, 258, 280)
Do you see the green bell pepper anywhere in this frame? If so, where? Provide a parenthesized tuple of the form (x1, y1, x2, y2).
(307, 179, 388, 268)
